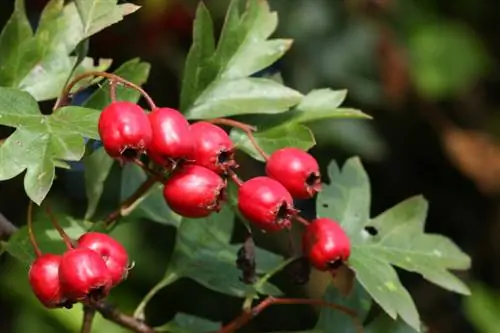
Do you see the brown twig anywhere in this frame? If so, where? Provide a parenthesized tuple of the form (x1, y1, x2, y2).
(207, 118, 269, 161)
(53, 71, 157, 111)
(216, 296, 363, 333)
(0, 213, 17, 241)
(90, 300, 158, 333)
(27, 201, 42, 258)
(227, 168, 244, 186)
(44, 205, 75, 249)
(293, 215, 310, 227)
(80, 305, 97, 333)
(103, 176, 159, 227)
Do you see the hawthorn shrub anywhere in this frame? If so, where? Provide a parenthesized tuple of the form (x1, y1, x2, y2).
(0, 1, 471, 332)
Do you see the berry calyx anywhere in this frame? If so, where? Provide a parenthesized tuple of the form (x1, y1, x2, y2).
(77, 232, 129, 287)
(147, 107, 193, 166)
(58, 248, 112, 302)
(28, 254, 69, 308)
(302, 218, 351, 271)
(98, 101, 152, 160)
(266, 147, 321, 199)
(163, 165, 226, 218)
(238, 176, 297, 232)
(189, 121, 236, 174)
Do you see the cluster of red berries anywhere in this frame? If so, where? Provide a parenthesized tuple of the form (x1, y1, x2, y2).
(29, 232, 129, 308)
(97, 100, 351, 274)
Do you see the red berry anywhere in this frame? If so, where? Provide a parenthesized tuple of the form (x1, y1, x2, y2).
(265, 148, 321, 199)
(147, 107, 193, 166)
(28, 254, 68, 308)
(302, 218, 351, 271)
(98, 101, 152, 160)
(163, 165, 226, 218)
(58, 248, 112, 302)
(77, 232, 129, 287)
(238, 176, 297, 232)
(189, 121, 236, 174)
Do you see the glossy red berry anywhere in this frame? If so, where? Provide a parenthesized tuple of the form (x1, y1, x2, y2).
(189, 121, 236, 174)
(58, 248, 112, 301)
(77, 232, 129, 287)
(28, 254, 68, 308)
(147, 107, 193, 166)
(98, 101, 152, 160)
(266, 147, 321, 199)
(163, 165, 226, 218)
(238, 176, 297, 232)
(302, 218, 351, 271)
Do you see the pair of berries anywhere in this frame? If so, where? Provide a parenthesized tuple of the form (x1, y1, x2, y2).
(98, 101, 235, 173)
(237, 147, 321, 232)
(28, 232, 129, 308)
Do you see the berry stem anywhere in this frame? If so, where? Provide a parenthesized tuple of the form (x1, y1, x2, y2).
(217, 296, 363, 333)
(44, 205, 75, 250)
(227, 168, 243, 186)
(133, 158, 164, 179)
(293, 215, 310, 226)
(207, 118, 269, 161)
(53, 71, 157, 111)
(80, 305, 96, 333)
(104, 176, 158, 227)
(109, 80, 118, 103)
(27, 201, 42, 258)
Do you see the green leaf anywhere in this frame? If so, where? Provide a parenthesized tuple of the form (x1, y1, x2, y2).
(315, 282, 372, 332)
(83, 148, 114, 220)
(366, 314, 420, 333)
(317, 157, 472, 331)
(0, 0, 33, 86)
(139, 206, 283, 317)
(230, 123, 316, 161)
(464, 283, 500, 333)
(120, 164, 181, 226)
(83, 58, 151, 109)
(155, 313, 221, 333)
(181, 0, 299, 118)
(5, 206, 87, 265)
(75, 0, 140, 38)
(294, 89, 371, 123)
(185, 77, 302, 119)
(179, 3, 216, 111)
(0, 87, 100, 204)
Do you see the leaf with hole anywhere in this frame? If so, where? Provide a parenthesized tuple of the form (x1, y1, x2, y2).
(317, 157, 471, 331)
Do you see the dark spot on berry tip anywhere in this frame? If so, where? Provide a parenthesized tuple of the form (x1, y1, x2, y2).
(326, 259, 343, 270)
(364, 225, 379, 236)
(305, 172, 320, 186)
(88, 286, 106, 302)
(276, 202, 291, 222)
(121, 148, 139, 159)
(217, 150, 233, 164)
(62, 300, 74, 309)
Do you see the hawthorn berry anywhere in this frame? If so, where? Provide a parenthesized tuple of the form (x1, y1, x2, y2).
(77, 232, 129, 287)
(28, 254, 68, 308)
(302, 218, 351, 271)
(147, 107, 193, 166)
(58, 248, 112, 301)
(163, 165, 226, 218)
(266, 147, 321, 199)
(238, 176, 297, 232)
(98, 101, 152, 160)
(189, 121, 236, 174)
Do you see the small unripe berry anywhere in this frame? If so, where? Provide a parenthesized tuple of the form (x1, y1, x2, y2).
(266, 147, 321, 199)
(302, 218, 351, 271)
(238, 176, 297, 232)
(147, 107, 193, 166)
(98, 101, 152, 160)
(189, 121, 236, 174)
(28, 254, 68, 308)
(77, 232, 129, 287)
(59, 248, 112, 302)
(163, 165, 226, 218)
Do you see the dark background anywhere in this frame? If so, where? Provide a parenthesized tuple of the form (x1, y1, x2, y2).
(1, 0, 500, 332)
